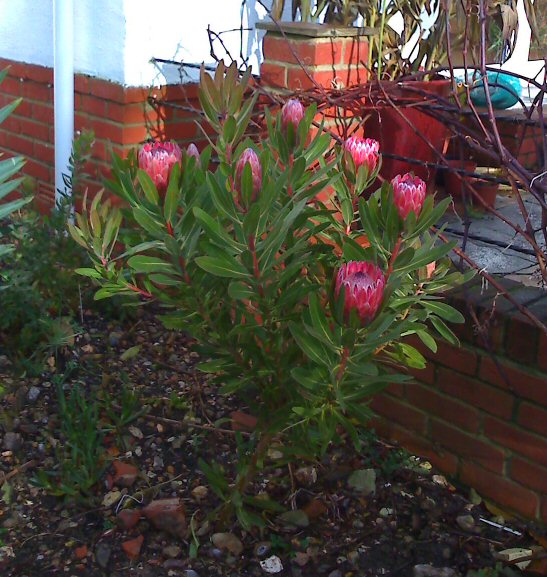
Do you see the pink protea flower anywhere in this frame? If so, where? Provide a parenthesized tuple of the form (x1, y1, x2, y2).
(186, 143, 200, 162)
(343, 136, 380, 174)
(335, 261, 385, 326)
(391, 173, 427, 220)
(138, 141, 182, 193)
(281, 99, 305, 133)
(235, 147, 262, 201)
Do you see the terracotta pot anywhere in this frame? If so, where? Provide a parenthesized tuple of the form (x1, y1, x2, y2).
(443, 160, 478, 198)
(361, 80, 451, 188)
(444, 160, 498, 209)
(472, 180, 499, 210)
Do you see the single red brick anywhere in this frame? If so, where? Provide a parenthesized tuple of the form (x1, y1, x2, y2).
(2, 114, 20, 134)
(407, 383, 480, 432)
(437, 367, 514, 420)
(31, 102, 54, 125)
(33, 141, 54, 165)
(260, 62, 288, 89)
(370, 393, 428, 433)
(460, 461, 539, 520)
(505, 315, 540, 365)
(161, 120, 198, 142)
(386, 380, 405, 398)
(430, 419, 505, 473)
(484, 416, 547, 467)
(18, 117, 50, 142)
(24, 159, 51, 182)
(80, 95, 108, 118)
(124, 86, 151, 104)
(122, 124, 149, 145)
(406, 363, 436, 386)
(0, 76, 23, 97)
(89, 77, 125, 103)
(13, 99, 32, 117)
(517, 402, 547, 436)
(341, 37, 369, 66)
(89, 119, 124, 143)
(21, 81, 51, 102)
(8, 133, 34, 157)
(510, 456, 547, 493)
(479, 356, 547, 405)
(433, 341, 478, 375)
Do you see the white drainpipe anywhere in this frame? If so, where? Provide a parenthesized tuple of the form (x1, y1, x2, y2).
(54, 0, 74, 208)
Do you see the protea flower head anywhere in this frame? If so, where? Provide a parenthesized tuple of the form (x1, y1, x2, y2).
(343, 136, 380, 174)
(391, 173, 426, 220)
(335, 261, 385, 326)
(235, 147, 262, 201)
(138, 141, 182, 193)
(186, 143, 200, 162)
(281, 99, 305, 133)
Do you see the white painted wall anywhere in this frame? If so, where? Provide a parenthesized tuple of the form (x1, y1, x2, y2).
(0, 0, 274, 86)
(0, 0, 126, 83)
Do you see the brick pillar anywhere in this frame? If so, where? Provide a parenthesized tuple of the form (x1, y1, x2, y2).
(258, 22, 372, 92)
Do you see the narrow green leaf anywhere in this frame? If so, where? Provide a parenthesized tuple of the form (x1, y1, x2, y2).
(137, 169, 160, 205)
(195, 255, 249, 279)
(128, 255, 175, 274)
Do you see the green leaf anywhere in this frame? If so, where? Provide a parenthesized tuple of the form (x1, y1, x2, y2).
(422, 300, 464, 323)
(193, 207, 243, 251)
(430, 316, 460, 346)
(137, 169, 160, 205)
(132, 206, 165, 236)
(128, 255, 175, 274)
(394, 241, 455, 274)
(75, 267, 103, 279)
(228, 281, 254, 301)
(289, 322, 331, 367)
(120, 345, 141, 361)
(195, 255, 250, 279)
(415, 329, 438, 353)
(163, 162, 181, 223)
(0, 195, 30, 219)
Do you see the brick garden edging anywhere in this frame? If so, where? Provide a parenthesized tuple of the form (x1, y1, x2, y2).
(371, 276, 547, 522)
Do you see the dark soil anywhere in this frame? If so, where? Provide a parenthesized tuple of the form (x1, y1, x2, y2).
(0, 308, 544, 577)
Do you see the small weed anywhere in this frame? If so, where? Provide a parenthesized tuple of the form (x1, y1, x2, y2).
(359, 428, 414, 477)
(32, 380, 106, 503)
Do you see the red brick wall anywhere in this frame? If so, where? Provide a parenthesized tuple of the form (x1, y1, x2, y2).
(371, 277, 547, 522)
(261, 32, 369, 92)
(0, 58, 204, 209)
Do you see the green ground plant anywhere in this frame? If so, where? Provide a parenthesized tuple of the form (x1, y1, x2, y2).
(0, 131, 99, 374)
(69, 62, 471, 528)
(32, 364, 142, 503)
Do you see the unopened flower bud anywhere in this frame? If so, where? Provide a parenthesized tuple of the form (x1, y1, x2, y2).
(391, 173, 426, 220)
(138, 141, 182, 193)
(186, 143, 200, 162)
(235, 147, 262, 201)
(281, 99, 305, 133)
(335, 261, 385, 326)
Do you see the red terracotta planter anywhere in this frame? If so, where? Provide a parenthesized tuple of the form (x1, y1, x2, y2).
(444, 159, 478, 198)
(361, 80, 451, 188)
(444, 160, 498, 209)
